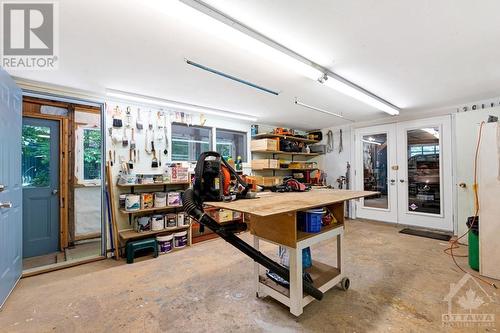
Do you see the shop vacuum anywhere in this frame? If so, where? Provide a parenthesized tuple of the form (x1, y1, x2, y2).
(182, 152, 323, 301)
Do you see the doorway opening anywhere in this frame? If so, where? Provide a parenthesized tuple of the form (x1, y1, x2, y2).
(21, 95, 104, 272)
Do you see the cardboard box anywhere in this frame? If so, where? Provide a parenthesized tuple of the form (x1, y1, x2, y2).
(251, 138, 279, 151)
(210, 209, 234, 223)
(251, 159, 279, 170)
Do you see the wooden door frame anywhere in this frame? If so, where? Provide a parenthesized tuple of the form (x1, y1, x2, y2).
(22, 112, 69, 250)
(22, 96, 101, 251)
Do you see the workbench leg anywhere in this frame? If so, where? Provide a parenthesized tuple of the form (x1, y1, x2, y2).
(253, 236, 263, 298)
(337, 233, 343, 272)
(289, 246, 303, 316)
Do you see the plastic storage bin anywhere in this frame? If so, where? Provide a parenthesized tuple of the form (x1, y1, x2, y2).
(298, 209, 324, 233)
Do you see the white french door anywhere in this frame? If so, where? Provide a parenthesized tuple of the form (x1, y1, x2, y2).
(355, 116, 453, 231)
(354, 124, 398, 223)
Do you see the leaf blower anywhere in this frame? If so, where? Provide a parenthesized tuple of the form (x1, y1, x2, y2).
(182, 152, 323, 301)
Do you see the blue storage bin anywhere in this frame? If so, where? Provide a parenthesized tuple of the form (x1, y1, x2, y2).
(302, 247, 312, 269)
(298, 208, 324, 233)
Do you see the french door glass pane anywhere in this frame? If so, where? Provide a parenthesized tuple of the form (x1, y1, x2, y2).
(22, 125, 51, 187)
(362, 133, 388, 209)
(406, 127, 440, 214)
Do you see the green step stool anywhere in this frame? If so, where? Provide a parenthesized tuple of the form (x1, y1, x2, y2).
(126, 238, 158, 264)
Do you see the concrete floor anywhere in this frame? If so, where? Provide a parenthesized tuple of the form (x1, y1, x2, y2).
(1, 219, 499, 332)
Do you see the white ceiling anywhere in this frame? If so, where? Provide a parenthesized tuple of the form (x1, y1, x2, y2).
(11, 0, 500, 129)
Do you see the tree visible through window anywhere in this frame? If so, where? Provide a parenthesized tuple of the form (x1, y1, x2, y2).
(83, 129, 102, 180)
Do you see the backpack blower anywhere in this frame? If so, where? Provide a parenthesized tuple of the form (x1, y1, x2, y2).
(182, 152, 323, 301)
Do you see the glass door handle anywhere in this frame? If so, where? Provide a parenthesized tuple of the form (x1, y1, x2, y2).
(0, 201, 12, 209)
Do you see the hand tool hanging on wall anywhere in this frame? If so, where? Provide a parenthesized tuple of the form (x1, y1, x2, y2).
(182, 152, 323, 301)
(112, 106, 123, 128)
(151, 141, 159, 168)
(128, 148, 134, 170)
(108, 150, 113, 166)
(339, 129, 343, 153)
(157, 111, 165, 141)
(125, 106, 132, 128)
(163, 113, 169, 156)
(122, 127, 128, 147)
(130, 128, 136, 150)
(148, 110, 153, 131)
(326, 130, 334, 153)
(136, 108, 143, 130)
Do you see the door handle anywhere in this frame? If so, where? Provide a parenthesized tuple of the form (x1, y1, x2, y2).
(0, 184, 5, 192)
(0, 201, 12, 209)
(52, 189, 59, 195)
(390, 179, 396, 185)
(399, 179, 405, 183)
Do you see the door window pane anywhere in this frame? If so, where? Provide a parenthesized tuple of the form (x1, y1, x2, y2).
(83, 129, 102, 180)
(216, 129, 247, 162)
(22, 125, 51, 187)
(362, 134, 388, 209)
(407, 127, 440, 214)
(171, 123, 212, 161)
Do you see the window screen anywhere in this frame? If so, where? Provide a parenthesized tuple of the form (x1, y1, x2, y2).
(171, 123, 212, 161)
(216, 129, 247, 162)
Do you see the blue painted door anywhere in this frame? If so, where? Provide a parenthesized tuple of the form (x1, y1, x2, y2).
(22, 117, 60, 258)
(0, 69, 23, 308)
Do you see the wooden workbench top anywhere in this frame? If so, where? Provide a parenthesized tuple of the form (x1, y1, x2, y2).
(205, 189, 376, 217)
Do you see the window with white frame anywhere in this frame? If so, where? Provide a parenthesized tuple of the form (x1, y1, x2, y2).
(76, 127, 102, 184)
(216, 129, 247, 162)
(171, 123, 212, 161)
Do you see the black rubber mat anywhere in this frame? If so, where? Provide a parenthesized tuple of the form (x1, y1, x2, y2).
(399, 228, 451, 241)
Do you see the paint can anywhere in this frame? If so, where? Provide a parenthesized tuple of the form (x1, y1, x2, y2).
(119, 194, 127, 209)
(173, 231, 188, 248)
(125, 194, 141, 211)
(134, 216, 151, 232)
(154, 192, 167, 207)
(167, 192, 181, 206)
(157, 234, 173, 254)
(151, 215, 165, 231)
(165, 213, 177, 229)
(177, 212, 185, 226)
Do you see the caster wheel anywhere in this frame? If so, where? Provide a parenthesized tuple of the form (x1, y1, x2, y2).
(340, 277, 350, 291)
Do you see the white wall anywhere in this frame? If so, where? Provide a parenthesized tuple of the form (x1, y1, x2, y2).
(316, 125, 353, 188)
(455, 107, 500, 240)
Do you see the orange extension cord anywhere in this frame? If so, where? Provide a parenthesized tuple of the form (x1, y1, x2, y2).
(444, 121, 497, 288)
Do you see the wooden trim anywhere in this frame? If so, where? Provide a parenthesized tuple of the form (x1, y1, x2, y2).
(106, 163, 120, 259)
(74, 232, 101, 241)
(60, 118, 69, 249)
(22, 255, 105, 278)
(23, 96, 70, 109)
(67, 105, 76, 245)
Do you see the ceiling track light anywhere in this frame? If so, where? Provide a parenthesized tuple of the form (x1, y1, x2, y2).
(185, 59, 279, 95)
(294, 98, 354, 122)
(179, 0, 401, 116)
(106, 89, 258, 122)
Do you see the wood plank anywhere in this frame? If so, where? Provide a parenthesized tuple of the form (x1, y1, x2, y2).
(252, 133, 319, 144)
(249, 213, 296, 248)
(119, 206, 182, 214)
(119, 225, 189, 241)
(296, 222, 344, 242)
(251, 150, 320, 156)
(116, 182, 190, 188)
(206, 189, 377, 217)
(106, 163, 120, 259)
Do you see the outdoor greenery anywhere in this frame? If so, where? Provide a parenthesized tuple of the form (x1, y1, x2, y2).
(22, 125, 50, 187)
(83, 129, 102, 180)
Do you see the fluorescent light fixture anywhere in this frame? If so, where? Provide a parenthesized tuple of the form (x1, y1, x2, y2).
(422, 128, 440, 139)
(177, 0, 323, 80)
(362, 139, 381, 145)
(106, 89, 258, 122)
(294, 98, 353, 121)
(322, 75, 400, 116)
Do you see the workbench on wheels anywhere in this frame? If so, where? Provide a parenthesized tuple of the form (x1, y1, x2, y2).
(206, 188, 375, 316)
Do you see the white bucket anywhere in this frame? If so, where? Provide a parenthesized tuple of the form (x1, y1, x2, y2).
(157, 234, 173, 254)
(151, 215, 164, 231)
(177, 212, 185, 226)
(165, 214, 177, 229)
(173, 231, 188, 248)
